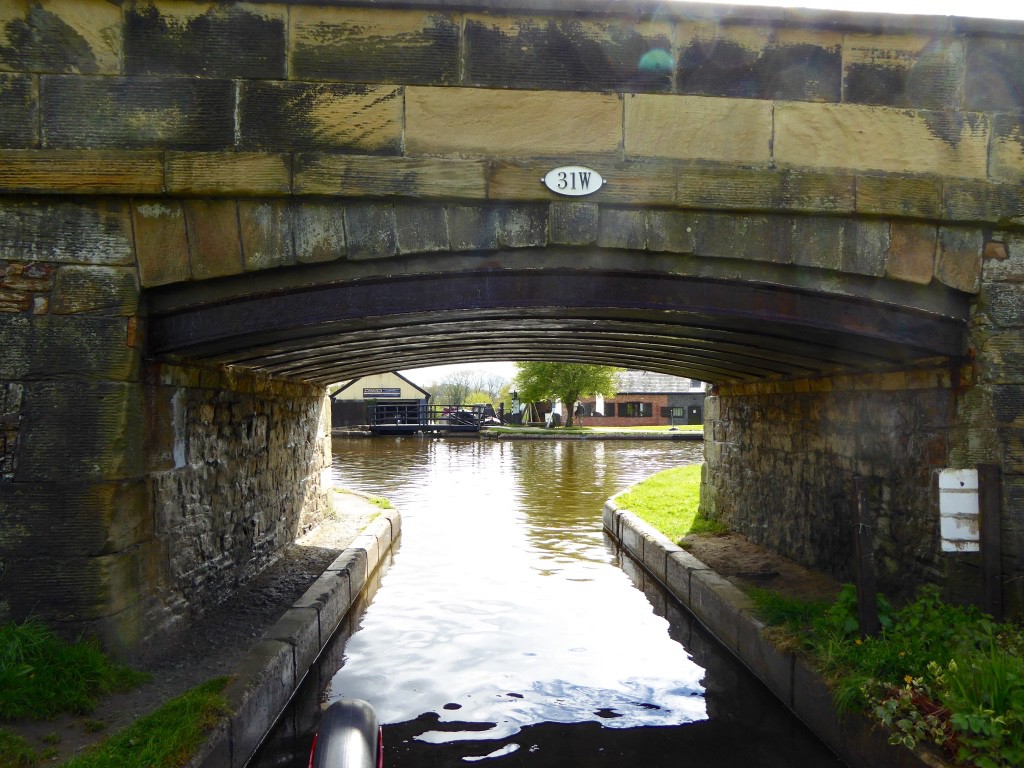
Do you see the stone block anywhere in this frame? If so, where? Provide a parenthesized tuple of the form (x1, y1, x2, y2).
(936, 226, 984, 293)
(42, 75, 234, 150)
(51, 266, 139, 315)
(406, 87, 622, 157)
(329, 547, 368, 592)
(133, 201, 191, 287)
(0, 75, 37, 147)
(646, 210, 698, 253)
(395, 205, 449, 254)
(344, 204, 397, 259)
(990, 114, 1024, 183)
(675, 166, 853, 214)
(855, 174, 941, 218)
(619, 516, 644, 560)
(944, 180, 1024, 225)
(0, 149, 163, 195)
(641, 530, 681, 585)
(290, 7, 459, 85)
(0, 0, 121, 74)
(240, 200, 295, 272)
(549, 202, 598, 246)
(688, 568, 750, 652)
(125, 1, 286, 78)
(16, 381, 144, 482)
(294, 202, 347, 264)
(1, 315, 137, 381)
(295, 154, 487, 199)
(465, 15, 672, 92)
(841, 219, 888, 277)
(843, 33, 963, 110)
(0, 480, 152, 558)
(789, 216, 842, 270)
(791, 658, 844, 752)
(736, 611, 794, 706)
(694, 213, 782, 264)
(350, 531, 382, 578)
(0, 199, 134, 265)
(265, 607, 322, 683)
(238, 82, 402, 153)
(0, 552, 105, 622)
(447, 206, 500, 251)
(497, 206, 548, 248)
(676, 22, 841, 101)
(598, 208, 647, 250)
(625, 94, 772, 164)
(184, 200, 243, 280)
(294, 569, 353, 644)
(887, 222, 936, 285)
(774, 102, 989, 179)
(223, 640, 295, 768)
(665, 550, 709, 603)
(965, 36, 1024, 112)
(93, 541, 166, 614)
(166, 152, 291, 196)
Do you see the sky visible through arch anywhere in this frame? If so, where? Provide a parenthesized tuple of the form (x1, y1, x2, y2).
(401, 0, 1022, 386)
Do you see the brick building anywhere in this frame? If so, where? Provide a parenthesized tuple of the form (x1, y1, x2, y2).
(580, 371, 706, 427)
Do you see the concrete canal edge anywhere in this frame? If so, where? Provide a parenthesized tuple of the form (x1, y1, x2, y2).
(187, 508, 401, 768)
(603, 498, 947, 768)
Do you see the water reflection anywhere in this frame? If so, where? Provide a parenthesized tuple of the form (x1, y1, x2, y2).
(327, 437, 707, 752)
(254, 436, 843, 768)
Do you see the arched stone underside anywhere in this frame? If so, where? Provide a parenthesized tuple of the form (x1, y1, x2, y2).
(148, 257, 969, 385)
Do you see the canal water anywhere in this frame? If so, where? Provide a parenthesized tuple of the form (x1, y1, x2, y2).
(257, 436, 844, 768)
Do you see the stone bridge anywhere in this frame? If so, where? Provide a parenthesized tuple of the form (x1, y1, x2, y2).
(1, 0, 1023, 651)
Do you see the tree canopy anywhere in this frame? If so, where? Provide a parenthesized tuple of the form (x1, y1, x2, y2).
(513, 363, 620, 427)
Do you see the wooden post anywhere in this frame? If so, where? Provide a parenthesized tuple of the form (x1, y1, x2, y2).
(978, 464, 1003, 621)
(852, 477, 881, 636)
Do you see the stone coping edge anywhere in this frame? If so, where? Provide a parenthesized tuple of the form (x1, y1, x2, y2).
(602, 498, 947, 768)
(187, 507, 402, 768)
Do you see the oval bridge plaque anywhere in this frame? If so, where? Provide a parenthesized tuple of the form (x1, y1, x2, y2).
(542, 166, 604, 197)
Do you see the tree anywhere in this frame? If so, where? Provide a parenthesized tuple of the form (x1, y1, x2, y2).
(513, 362, 621, 428)
(427, 371, 475, 405)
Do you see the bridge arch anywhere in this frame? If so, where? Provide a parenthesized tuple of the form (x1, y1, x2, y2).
(0, 0, 1022, 650)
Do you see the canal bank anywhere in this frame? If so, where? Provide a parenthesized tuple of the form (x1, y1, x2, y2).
(188, 496, 400, 768)
(603, 500, 946, 768)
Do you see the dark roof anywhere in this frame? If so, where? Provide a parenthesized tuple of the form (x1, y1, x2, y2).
(614, 370, 702, 394)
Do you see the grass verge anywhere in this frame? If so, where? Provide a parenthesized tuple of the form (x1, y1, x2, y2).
(0, 620, 148, 720)
(613, 464, 726, 541)
(61, 677, 230, 768)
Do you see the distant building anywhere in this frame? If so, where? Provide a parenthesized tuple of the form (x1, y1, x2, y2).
(580, 371, 706, 426)
(330, 372, 430, 428)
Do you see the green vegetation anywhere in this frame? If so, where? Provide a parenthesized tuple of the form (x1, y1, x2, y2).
(0, 620, 147, 720)
(614, 464, 725, 541)
(61, 677, 230, 768)
(366, 496, 392, 510)
(0, 621, 227, 768)
(0, 729, 38, 767)
(513, 362, 621, 428)
(752, 585, 1024, 767)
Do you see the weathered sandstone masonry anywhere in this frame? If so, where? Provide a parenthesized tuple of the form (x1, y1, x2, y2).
(1, 0, 1023, 649)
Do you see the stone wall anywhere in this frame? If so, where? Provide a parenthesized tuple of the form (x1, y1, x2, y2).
(702, 366, 965, 601)
(145, 362, 332, 628)
(951, 231, 1024, 614)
